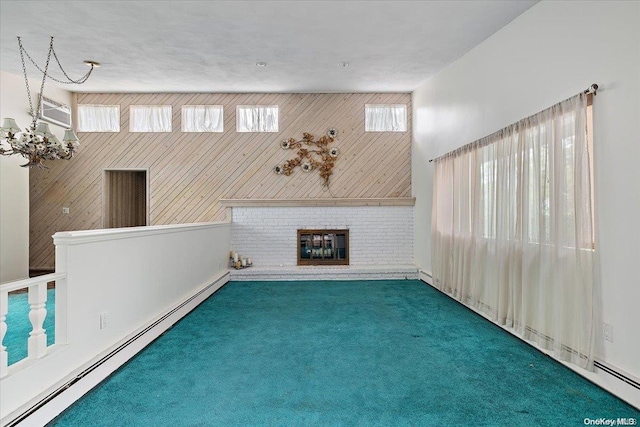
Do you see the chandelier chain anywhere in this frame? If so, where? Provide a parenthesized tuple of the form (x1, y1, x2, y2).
(18, 36, 94, 85)
(17, 38, 33, 123)
(17, 37, 53, 126)
(51, 49, 94, 84)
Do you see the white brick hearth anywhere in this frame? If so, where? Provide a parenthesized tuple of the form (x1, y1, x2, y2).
(229, 265, 418, 281)
(229, 205, 416, 280)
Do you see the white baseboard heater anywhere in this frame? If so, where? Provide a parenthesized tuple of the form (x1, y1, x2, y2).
(594, 361, 640, 390)
(5, 276, 228, 427)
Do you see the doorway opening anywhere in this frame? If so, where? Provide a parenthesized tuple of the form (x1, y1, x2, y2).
(103, 169, 148, 228)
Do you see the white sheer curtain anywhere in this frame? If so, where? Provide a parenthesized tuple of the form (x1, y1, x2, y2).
(77, 104, 120, 132)
(182, 105, 224, 132)
(432, 93, 594, 369)
(236, 105, 278, 132)
(130, 105, 172, 132)
(365, 104, 407, 131)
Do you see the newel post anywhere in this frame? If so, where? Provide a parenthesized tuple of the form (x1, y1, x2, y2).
(27, 283, 48, 359)
(53, 234, 69, 346)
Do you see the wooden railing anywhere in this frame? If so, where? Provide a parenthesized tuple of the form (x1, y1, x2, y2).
(0, 272, 65, 378)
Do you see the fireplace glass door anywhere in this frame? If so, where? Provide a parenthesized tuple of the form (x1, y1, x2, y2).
(298, 229, 349, 266)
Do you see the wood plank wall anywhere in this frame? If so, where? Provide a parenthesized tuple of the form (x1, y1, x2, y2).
(29, 93, 411, 268)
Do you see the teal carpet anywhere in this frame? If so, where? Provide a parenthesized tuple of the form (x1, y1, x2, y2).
(5, 288, 56, 365)
(51, 280, 638, 426)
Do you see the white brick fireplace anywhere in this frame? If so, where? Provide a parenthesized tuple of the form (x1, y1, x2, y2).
(223, 199, 417, 280)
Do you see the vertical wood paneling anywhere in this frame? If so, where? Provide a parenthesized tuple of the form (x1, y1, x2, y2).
(29, 93, 411, 268)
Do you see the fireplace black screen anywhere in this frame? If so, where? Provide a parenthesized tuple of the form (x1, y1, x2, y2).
(298, 229, 349, 266)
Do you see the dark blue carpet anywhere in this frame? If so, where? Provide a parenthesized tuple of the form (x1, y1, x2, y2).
(5, 288, 56, 365)
(50, 280, 638, 426)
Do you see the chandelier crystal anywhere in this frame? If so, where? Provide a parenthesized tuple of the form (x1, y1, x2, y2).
(0, 37, 97, 168)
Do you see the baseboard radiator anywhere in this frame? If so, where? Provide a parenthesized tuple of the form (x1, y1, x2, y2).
(5, 276, 227, 427)
(418, 270, 640, 393)
(594, 361, 640, 391)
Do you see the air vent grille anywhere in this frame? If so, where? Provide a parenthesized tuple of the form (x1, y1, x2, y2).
(39, 95, 72, 128)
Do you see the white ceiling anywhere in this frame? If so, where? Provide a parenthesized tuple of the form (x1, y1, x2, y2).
(0, 1, 537, 93)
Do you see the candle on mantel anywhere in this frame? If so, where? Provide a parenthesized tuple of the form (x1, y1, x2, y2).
(241, 258, 247, 267)
(247, 258, 252, 266)
(233, 253, 239, 263)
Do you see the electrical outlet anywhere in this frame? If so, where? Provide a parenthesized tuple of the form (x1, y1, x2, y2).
(603, 322, 613, 342)
(62, 207, 70, 214)
(100, 312, 108, 330)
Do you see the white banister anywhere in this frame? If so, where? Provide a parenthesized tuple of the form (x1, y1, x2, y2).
(52, 222, 229, 245)
(0, 272, 65, 378)
(1, 222, 231, 424)
(27, 283, 48, 359)
(0, 273, 66, 293)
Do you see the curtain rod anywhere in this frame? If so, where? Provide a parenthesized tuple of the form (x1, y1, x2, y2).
(428, 83, 599, 163)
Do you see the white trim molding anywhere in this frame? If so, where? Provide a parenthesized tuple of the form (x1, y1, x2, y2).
(220, 198, 415, 207)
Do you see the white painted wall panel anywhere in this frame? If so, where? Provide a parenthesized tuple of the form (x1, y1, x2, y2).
(412, 0, 640, 400)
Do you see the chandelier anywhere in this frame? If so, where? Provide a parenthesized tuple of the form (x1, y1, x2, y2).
(0, 37, 98, 168)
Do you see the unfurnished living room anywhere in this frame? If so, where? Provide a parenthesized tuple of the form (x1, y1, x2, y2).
(0, 1, 639, 426)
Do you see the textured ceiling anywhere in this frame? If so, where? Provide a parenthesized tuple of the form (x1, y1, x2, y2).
(0, 1, 537, 93)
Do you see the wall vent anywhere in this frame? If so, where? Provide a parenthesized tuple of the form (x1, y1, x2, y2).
(39, 95, 72, 128)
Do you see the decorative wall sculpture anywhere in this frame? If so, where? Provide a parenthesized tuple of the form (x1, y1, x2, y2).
(274, 128, 339, 187)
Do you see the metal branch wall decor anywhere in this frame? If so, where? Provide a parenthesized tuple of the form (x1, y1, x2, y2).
(274, 128, 339, 187)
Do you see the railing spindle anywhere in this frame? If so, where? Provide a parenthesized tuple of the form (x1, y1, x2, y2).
(28, 283, 48, 359)
(0, 272, 64, 373)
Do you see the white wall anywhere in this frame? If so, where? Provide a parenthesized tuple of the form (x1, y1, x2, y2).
(0, 222, 231, 420)
(413, 0, 639, 393)
(0, 71, 73, 283)
(231, 206, 414, 266)
(1, 71, 31, 283)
